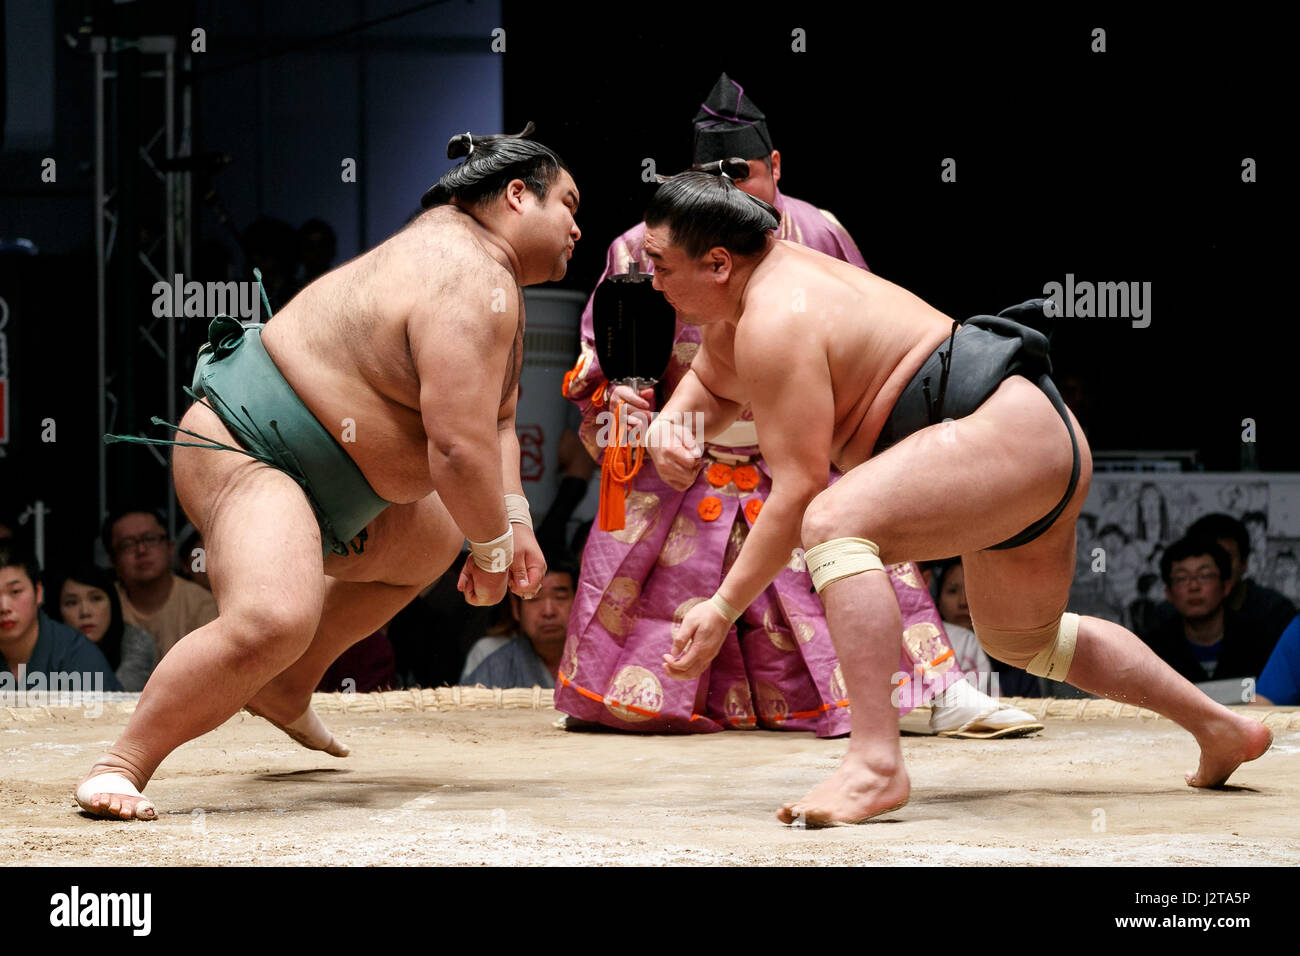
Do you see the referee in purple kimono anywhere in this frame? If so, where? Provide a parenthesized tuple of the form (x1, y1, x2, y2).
(557, 74, 1040, 738)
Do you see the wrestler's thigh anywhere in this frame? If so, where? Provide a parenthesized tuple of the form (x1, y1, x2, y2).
(961, 407, 1093, 630)
(323, 490, 464, 587)
(172, 401, 326, 630)
(812, 376, 1082, 563)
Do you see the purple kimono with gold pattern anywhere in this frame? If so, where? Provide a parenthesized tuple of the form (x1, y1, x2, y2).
(555, 188, 964, 736)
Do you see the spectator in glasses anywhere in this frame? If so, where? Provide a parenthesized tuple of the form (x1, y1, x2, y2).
(104, 507, 217, 661)
(1140, 535, 1281, 686)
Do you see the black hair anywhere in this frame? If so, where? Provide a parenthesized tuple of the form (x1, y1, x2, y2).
(421, 122, 569, 210)
(101, 505, 168, 556)
(1186, 512, 1251, 561)
(46, 564, 125, 671)
(643, 163, 779, 260)
(0, 540, 41, 587)
(541, 555, 579, 589)
(1160, 536, 1231, 586)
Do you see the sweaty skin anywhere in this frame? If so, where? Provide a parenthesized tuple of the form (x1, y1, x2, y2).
(77, 172, 582, 820)
(646, 234, 1271, 825)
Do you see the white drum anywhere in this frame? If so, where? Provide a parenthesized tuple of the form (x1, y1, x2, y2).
(517, 289, 587, 522)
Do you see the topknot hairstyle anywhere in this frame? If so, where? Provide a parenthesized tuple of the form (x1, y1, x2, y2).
(421, 122, 569, 210)
(643, 161, 779, 259)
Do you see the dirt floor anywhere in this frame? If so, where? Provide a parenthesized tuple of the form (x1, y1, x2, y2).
(3, 692, 1298, 866)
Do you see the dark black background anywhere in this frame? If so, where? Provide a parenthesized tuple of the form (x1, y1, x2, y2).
(0, 3, 1290, 563)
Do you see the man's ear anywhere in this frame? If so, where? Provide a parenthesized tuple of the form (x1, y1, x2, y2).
(769, 150, 781, 184)
(506, 179, 529, 213)
(36, 582, 44, 607)
(708, 247, 732, 280)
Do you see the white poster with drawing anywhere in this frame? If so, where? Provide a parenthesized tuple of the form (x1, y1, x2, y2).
(1070, 474, 1300, 629)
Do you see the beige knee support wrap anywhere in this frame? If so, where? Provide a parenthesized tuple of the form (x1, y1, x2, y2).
(805, 537, 886, 593)
(972, 611, 1080, 682)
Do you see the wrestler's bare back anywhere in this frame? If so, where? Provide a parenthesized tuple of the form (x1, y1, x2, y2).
(260, 206, 523, 503)
(698, 240, 955, 469)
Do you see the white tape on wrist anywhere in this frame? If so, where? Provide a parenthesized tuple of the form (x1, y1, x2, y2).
(709, 593, 743, 625)
(504, 494, 533, 529)
(467, 528, 513, 572)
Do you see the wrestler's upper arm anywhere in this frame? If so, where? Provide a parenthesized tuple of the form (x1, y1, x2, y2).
(736, 311, 833, 495)
(691, 326, 744, 405)
(408, 266, 515, 453)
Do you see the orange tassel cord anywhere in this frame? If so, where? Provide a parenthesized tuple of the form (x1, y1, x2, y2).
(598, 397, 647, 531)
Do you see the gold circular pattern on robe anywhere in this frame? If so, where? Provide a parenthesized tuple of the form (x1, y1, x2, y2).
(792, 617, 816, 644)
(604, 665, 663, 723)
(671, 597, 707, 638)
(657, 514, 699, 567)
(902, 620, 956, 674)
(889, 562, 925, 590)
(723, 680, 755, 725)
(609, 491, 662, 544)
(755, 680, 789, 721)
(597, 577, 642, 637)
(763, 606, 797, 652)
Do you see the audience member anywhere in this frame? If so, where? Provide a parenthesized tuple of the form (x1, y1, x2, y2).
(1255, 615, 1299, 705)
(104, 507, 217, 661)
(462, 559, 576, 689)
(1185, 513, 1296, 643)
(1142, 535, 1279, 684)
(0, 543, 121, 692)
(50, 564, 156, 692)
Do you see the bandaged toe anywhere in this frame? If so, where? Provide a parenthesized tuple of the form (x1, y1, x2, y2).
(76, 771, 156, 819)
(280, 708, 350, 757)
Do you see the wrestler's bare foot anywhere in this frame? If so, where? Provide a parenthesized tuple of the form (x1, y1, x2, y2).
(776, 750, 910, 827)
(245, 703, 350, 757)
(75, 761, 156, 821)
(1185, 711, 1272, 788)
